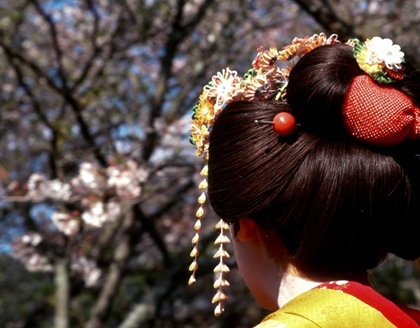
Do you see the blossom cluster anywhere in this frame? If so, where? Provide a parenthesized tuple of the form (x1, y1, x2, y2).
(14, 233, 102, 286)
(27, 173, 72, 201)
(13, 233, 52, 272)
(25, 160, 148, 233)
(71, 256, 102, 287)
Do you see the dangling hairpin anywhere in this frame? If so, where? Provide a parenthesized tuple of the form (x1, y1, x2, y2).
(189, 33, 341, 316)
(190, 32, 417, 316)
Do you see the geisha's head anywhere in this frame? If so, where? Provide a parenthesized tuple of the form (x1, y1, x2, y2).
(189, 34, 420, 314)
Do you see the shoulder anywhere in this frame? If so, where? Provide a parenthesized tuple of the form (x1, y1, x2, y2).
(255, 282, 398, 328)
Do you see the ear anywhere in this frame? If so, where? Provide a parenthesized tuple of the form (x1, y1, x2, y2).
(237, 217, 258, 242)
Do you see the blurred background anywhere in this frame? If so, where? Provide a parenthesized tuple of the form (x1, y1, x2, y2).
(1, 0, 420, 327)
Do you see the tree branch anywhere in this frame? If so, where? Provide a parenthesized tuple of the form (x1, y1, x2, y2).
(141, 0, 215, 161)
(85, 205, 136, 328)
(134, 205, 172, 268)
(63, 93, 108, 167)
(71, 0, 102, 91)
(293, 0, 362, 39)
(117, 232, 217, 328)
(0, 29, 107, 167)
(4, 51, 60, 178)
(29, 0, 68, 89)
(0, 37, 62, 94)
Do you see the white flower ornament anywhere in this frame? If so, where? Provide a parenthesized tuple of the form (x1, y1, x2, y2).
(188, 33, 409, 317)
(351, 36, 405, 83)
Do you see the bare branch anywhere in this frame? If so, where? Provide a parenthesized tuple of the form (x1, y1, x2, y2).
(63, 93, 108, 167)
(0, 24, 107, 167)
(0, 37, 62, 93)
(142, 0, 216, 161)
(85, 205, 135, 328)
(134, 205, 172, 268)
(116, 0, 138, 25)
(117, 232, 216, 328)
(4, 51, 61, 178)
(29, 0, 68, 90)
(71, 0, 102, 91)
(74, 14, 134, 96)
(293, 0, 363, 39)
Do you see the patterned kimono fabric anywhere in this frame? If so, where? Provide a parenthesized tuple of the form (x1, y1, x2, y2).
(255, 281, 420, 328)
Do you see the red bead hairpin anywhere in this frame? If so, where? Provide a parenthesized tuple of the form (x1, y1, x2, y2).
(255, 112, 297, 136)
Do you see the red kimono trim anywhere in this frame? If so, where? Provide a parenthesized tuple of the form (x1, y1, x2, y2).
(315, 281, 420, 327)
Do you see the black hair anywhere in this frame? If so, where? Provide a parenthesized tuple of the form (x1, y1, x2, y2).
(207, 43, 420, 273)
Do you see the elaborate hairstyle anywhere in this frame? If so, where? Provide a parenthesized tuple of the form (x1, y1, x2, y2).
(189, 34, 420, 315)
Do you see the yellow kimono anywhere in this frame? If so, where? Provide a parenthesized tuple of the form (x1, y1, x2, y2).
(255, 281, 420, 328)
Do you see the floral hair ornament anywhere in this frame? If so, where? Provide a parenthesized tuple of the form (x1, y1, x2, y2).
(349, 37, 405, 83)
(344, 37, 420, 145)
(189, 32, 340, 316)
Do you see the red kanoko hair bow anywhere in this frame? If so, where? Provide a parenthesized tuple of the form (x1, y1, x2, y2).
(343, 75, 420, 146)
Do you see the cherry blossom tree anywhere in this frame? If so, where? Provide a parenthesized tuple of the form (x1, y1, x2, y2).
(1, 0, 420, 327)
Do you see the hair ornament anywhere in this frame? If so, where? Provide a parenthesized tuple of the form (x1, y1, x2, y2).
(189, 32, 340, 315)
(255, 112, 297, 136)
(189, 32, 416, 315)
(189, 32, 420, 316)
(278, 33, 340, 61)
(349, 37, 405, 83)
(343, 75, 420, 145)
